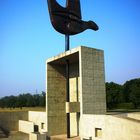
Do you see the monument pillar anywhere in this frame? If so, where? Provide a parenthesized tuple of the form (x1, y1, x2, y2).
(46, 46, 106, 137)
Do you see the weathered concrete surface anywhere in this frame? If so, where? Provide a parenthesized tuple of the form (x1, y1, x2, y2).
(66, 102, 80, 113)
(28, 111, 47, 133)
(80, 47, 106, 115)
(46, 46, 106, 137)
(50, 134, 80, 140)
(81, 114, 140, 140)
(47, 63, 67, 135)
(29, 132, 46, 140)
(0, 132, 29, 140)
(19, 120, 34, 134)
(0, 111, 28, 131)
(0, 127, 7, 138)
(122, 112, 140, 120)
(0, 110, 47, 140)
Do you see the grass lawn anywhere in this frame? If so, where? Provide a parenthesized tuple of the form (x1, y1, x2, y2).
(0, 107, 46, 112)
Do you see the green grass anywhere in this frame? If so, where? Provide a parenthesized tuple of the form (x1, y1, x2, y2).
(107, 102, 140, 113)
(115, 102, 135, 109)
(0, 107, 46, 112)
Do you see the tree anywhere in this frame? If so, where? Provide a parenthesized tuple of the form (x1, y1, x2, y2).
(25, 93, 35, 107)
(123, 78, 140, 107)
(106, 82, 122, 109)
(128, 79, 140, 108)
(7, 96, 17, 109)
(0, 92, 46, 108)
(39, 91, 46, 107)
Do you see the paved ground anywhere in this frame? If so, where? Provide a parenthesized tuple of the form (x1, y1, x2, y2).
(50, 134, 80, 140)
(0, 132, 80, 140)
(0, 132, 29, 140)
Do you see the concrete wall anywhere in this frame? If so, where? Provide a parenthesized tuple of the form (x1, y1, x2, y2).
(28, 111, 47, 133)
(69, 63, 80, 137)
(0, 111, 28, 131)
(29, 133, 46, 140)
(19, 120, 34, 134)
(81, 114, 140, 140)
(47, 63, 67, 135)
(79, 47, 106, 115)
(0, 111, 46, 134)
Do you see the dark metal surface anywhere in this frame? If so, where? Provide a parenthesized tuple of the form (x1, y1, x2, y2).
(66, 59, 70, 138)
(65, 35, 70, 51)
(47, 0, 99, 35)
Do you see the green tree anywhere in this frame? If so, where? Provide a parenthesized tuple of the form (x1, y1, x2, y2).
(0, 92, 46, 108)
(39, 91, 46, 107)
(106, 82, 122, 109)
(123, 78, 140, 107)
(25, 93, 35, 107)
(128, 79, 140, 108)
(7, 96, 17, 109)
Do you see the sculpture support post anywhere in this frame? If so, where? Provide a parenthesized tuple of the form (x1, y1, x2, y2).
(65, 35, 70, 138)
(65, 35, 69, 51)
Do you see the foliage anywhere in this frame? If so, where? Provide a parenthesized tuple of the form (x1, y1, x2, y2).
(115, 102, 134, 109)
(106, 82, 122, 109)
(0, 78, 140, 110)
(128, 79, 140, 108)
(0, 91, 46, 109)
(106, 78, 140, 109)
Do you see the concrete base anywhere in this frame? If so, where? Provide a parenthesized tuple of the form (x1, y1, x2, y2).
(50, 134, 80, 140)
(0, 132, 29, 140)
(29, 132, 46, 140)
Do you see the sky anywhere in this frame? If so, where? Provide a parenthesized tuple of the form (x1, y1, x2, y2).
(0, 0, 140, 97)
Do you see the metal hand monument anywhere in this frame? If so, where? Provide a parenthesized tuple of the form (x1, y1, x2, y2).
(47, 0, 99, 36)
(47, 0, 99, 138)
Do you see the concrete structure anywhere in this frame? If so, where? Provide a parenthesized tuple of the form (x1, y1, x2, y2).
(28, 111, 47, 133)
(46, 46, 140, 140)
(46, 46, 106, 138)
(19, 120, 34, 134)
(0, 111, 28, 132)
(29, 133, 46, 140)
(0, 111, 140, 140)
(81, 114, 140, 140)
(0, 111, 47, 140)
(18, 111, 47, 140)
(0, 46, 140, 140)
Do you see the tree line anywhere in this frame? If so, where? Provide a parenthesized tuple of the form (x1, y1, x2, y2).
(106, 78, 140, 109)
(0, 78, 140, 109)
(0, 91, 46, 109)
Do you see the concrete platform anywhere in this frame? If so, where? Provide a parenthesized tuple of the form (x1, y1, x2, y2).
(0, 132, 29, 140)
(50, 134, 80, 140)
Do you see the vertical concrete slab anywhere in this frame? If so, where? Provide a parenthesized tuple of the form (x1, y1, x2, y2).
(19, 120, 34, 134)
(69, 63, 80, 137)
(79, 47, 106, 115)
(47, 63, 67, 135)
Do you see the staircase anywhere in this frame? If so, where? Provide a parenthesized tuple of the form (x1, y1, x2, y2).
(0, 127, 7, 138)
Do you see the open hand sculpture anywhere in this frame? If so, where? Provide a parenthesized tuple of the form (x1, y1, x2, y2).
(47, 1, 99, 138)
(47, 0, 99, 35)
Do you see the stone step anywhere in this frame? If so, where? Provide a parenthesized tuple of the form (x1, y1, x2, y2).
(0, 129, 7, 138)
